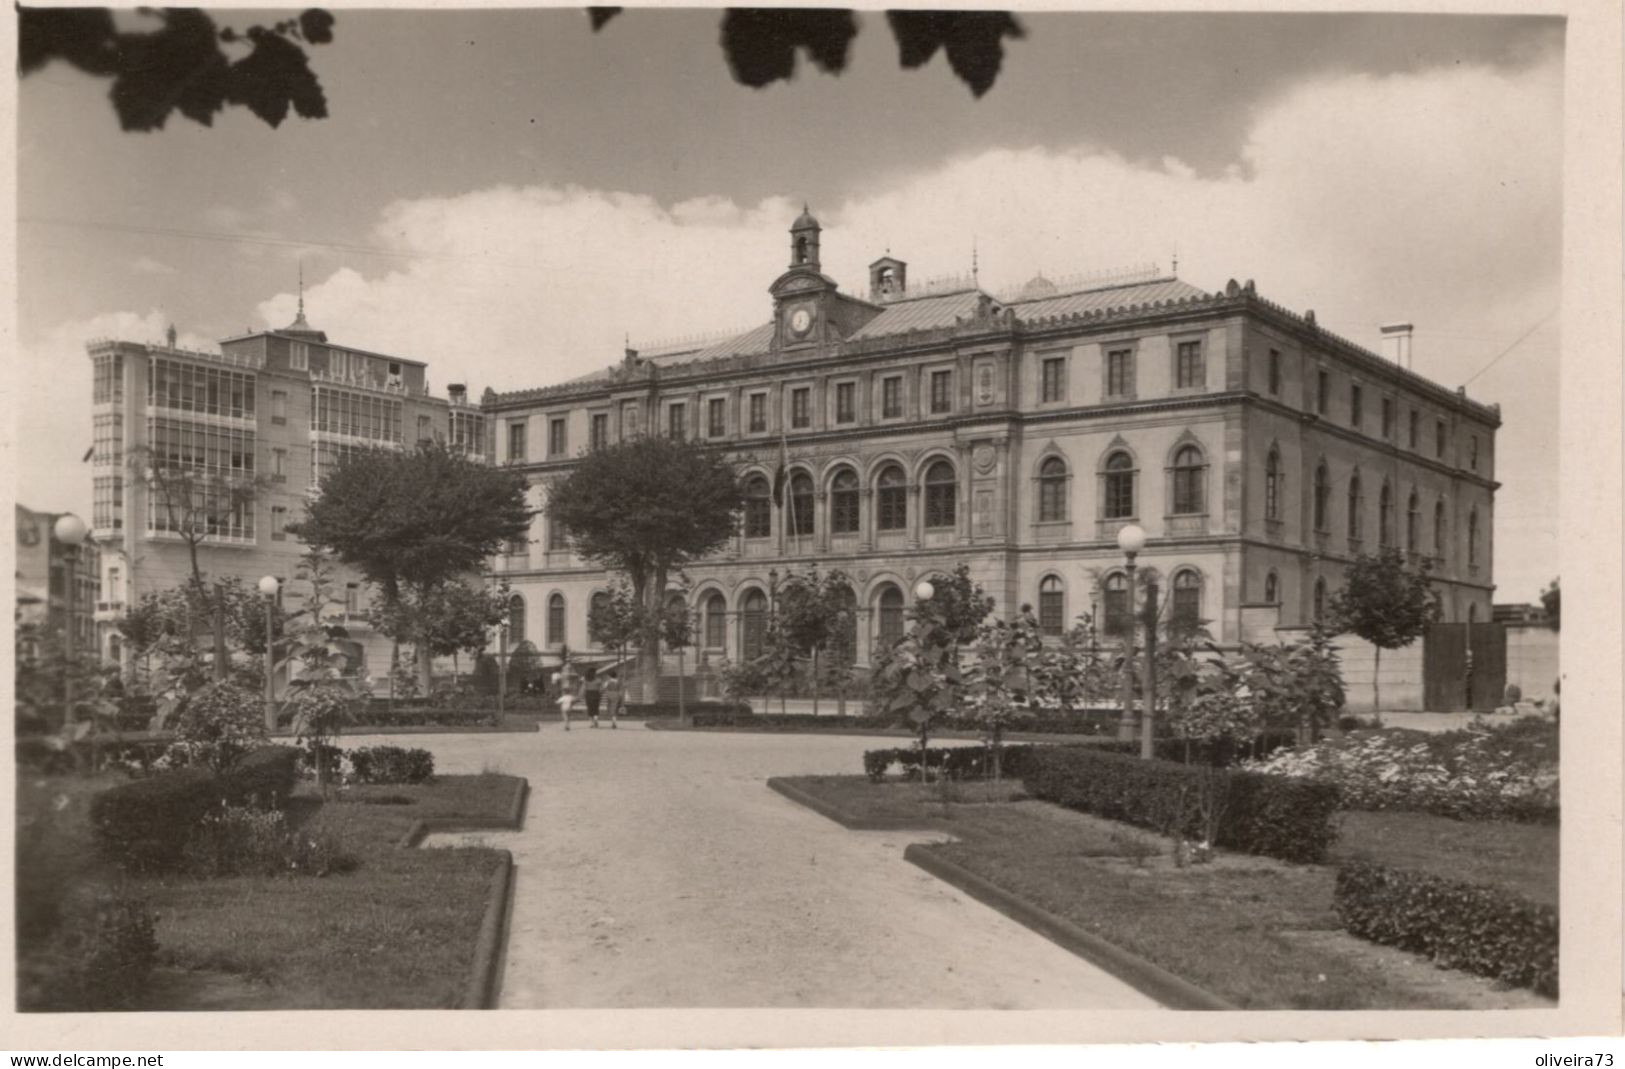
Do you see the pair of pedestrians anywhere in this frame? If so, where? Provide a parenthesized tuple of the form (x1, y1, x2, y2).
(558, 666, 623, 730)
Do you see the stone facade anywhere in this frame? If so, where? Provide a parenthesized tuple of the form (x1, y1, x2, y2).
(484, 214, 1501, 668)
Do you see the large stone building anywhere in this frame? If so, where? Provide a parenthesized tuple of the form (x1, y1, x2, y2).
(483, 211, 1500, 670)
(86, 304, 489, 675)
(15, 504, 101, 661)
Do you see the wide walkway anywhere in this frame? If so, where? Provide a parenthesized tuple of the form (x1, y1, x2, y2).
(382, 725, 1158, 1010)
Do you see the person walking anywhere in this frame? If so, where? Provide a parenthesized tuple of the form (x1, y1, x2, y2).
(584, 667, 603, 728)
(557, 663, 580, 731)
(601, 671, 622, 729)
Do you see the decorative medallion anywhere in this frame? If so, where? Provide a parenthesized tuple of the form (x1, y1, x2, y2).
(977, 364, 995, 404)
(973, 444, 996, 474)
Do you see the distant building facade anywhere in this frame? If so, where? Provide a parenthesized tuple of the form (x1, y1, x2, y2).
(86, 307, 489, 675)
(484, 212, 1501, 669)
(15, 504, 101, 660)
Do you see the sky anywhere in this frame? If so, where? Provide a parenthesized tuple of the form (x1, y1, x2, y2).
(14, 9, 1563, 602)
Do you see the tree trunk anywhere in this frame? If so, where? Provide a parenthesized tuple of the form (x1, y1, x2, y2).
(638, 568, 665, 704)
(1372, 644, 1382, 717)
(418, 640, 433, 695)
(811, 647, 820, 716)
(212, 582, 229, 682)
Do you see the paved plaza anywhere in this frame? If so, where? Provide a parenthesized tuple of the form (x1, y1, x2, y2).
(377, 725, 1158, 1010)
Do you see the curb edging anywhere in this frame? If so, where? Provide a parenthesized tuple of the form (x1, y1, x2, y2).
(462, 849, 514, 1009)
(766, 777, 944, 832)
(903, 844, 1235, 1011)
(395, 776, 530, 849)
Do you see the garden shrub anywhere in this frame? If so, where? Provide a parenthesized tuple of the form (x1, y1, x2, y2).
(1335, 860, 1557, 997)
(862, 744, 1042, 782)
(687, 707, 888, 729)
(1087, 732, 1300, 767)
(182, 803, 356, 878)
(171, 680, 267, 770)
(17, 885, 159, 1011)
(348, 745, 435, 784)
(219, 745, 300, 807)
(1022, 746, 1342, 863)
(1246, 718, 1558, 822)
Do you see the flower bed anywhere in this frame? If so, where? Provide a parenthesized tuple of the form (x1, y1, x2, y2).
(1245, 717, 1558, 822)
(862, 744, 1044, 782)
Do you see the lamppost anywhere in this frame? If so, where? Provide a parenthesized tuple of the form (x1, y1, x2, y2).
(258, 575, 280, 731)
(496, 619, 509, 719)
(1115, 524, 1146, 745)
(53, 514, 89, 733)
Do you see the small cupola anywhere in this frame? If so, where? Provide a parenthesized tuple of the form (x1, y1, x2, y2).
(869, 255, 907, 301)
(790, 204, 822, 270)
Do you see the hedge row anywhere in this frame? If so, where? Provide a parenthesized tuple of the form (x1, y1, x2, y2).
(348, 745, 435, 784)
(687, 708, 890, 730)
(1086, 731, 1302, 768)
(1335, 861, 1558, 997)
(331, 707, 501, 729)
(939, 709, 1123, 736)
(89, 746, 302, 872)
(863, 744, 1042, 782)
(1021, 746, 1342, 863)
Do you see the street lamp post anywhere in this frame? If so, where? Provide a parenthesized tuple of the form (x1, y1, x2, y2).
(496, 620, 509, 719)
(53, 514, 88, 733)
(258, 576, 280, 732)
(1115, 524, 1146, 746)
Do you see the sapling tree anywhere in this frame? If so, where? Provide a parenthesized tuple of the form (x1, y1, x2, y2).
(278, 552, 364, 789)
(966, 606, 1043, 781)
(772, 567, 857, 715)
(1328, 547, 1441, 713)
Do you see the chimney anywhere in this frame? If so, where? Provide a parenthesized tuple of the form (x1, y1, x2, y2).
(448, 383, 467, 405)
(1380, 323, 1414, 369)
(166, 323, 177, 349)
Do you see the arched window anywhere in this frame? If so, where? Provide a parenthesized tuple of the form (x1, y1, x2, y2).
(741, 590, 767, 661)
(830, 468, 860, 534)
(1434, 499, 1447, 559)
(1038, 575, 1064, 636)
(876, 465, 907, 531)
(1103, 572, 1131, 637)
(1379, 481, 1393, 547)
(1468, 508, 1479, 567)
(1171, 569, 1202, 633)
(1038, 456, 1068, 522)
(703, 592, 727, 649)
(789, 472, 814, 536)
(1170, 445, 1206, 515)
(1347, 472, 1363, 540)
(1313, 578, 1327, 622)
(1468, 603, 1479, 625)
(1314, 461, 1331, 531)
(507, 594, 526, 644)
(832, 584, 858, 661)
(1103, 451, 1136, 519)
(1265, 447, 1282, 521)
(547, 593, 565, 648)
(924, 460, 956, 529)
(876, 585, 905, 648)
(1264, 570, 1279, 604)
(744, 475, 771, 539)
(1406, 491, 1420, 553)
(588, 591, 609, 646)
(795, 236, 808, 264)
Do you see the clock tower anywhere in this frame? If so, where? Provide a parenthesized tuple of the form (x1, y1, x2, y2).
(769, 205, 838, 350)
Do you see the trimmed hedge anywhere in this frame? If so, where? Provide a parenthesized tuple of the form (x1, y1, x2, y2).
(632, 701, 755, 721)
(89, 745, 301, 872)
(332, 706, 500, 730)
(348, 745, 435, 784)
(1088, 731, 1302, 768)
(863, 744, 1042, 782)
(940, 708, 1122, 736)
(1335, 861, 1558, 997)
(1021, 746, 1341, 863)
(687, 708, 888, 729)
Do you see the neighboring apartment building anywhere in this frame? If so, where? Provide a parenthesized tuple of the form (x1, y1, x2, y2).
(86, 307, 489, 676)
(484, 210, 1500, 669)
(15, 504, 101, 661)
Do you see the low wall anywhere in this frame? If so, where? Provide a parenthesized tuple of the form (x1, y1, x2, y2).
(1505, 625, 1559, 701)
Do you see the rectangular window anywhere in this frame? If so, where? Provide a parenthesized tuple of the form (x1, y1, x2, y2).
(621, 400, 640, 437)
(930, 370, 951, 414)
(708, 397, 726, 437)
(1317, 370, 1330, 415)
(1470, 435, 1479, 471)
(1106, 349, 1134, 398)
(1409, 409, 1419, 449)
(417, 414, 433, 443)
(92, 351, 124, 404)
(881, 376, 902, 418)
(1041, 357, 1066, 403)
(790, 388, 810, 429)
(1351, 384, 1363, 429)
(508, 420, 527, 462)
(590, 412, 608, 451)
(272, 448, 286, 482)
(1175, 340, 1204, 389)
(1436, 420, 1447, 458)
(748, 393, 767, 433)
(548, 513, 567, 550)
(1382, 397, 1395, 439)
(549, 416, 567, 456)
(312, 386, 401, 441)
(271, 506, 288, 541)
(344, 583, 359, 615)
(668, 403, 686, 439)
(289, 342, 308, 371)
(1268, 349, 1281, 395)
(270, 390, 287, 424)
(835, 382, 855, 423)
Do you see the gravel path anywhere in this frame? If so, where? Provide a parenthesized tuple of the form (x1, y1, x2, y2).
(393, 726, 1159, 1010)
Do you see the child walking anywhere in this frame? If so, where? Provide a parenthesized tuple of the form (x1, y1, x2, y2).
(584, 667, 603, 727)
(600, 671, 622, 729)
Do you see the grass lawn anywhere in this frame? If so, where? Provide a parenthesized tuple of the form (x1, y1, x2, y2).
(776, 775, 1552, 1010)
(1331, 809, 1558, 907)
(17, 769, 520, 1010)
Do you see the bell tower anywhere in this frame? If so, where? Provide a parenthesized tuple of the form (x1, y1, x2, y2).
(790, 204, 821, 270)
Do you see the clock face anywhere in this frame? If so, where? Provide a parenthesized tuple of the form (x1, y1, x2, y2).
(788, 307, 812, 336)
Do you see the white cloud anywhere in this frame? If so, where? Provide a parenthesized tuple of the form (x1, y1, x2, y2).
(18, 53, 1564, 598)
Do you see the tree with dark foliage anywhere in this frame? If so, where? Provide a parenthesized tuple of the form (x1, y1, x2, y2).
(1328, 547, 1442, 714)
(19, 7, 336, 131)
